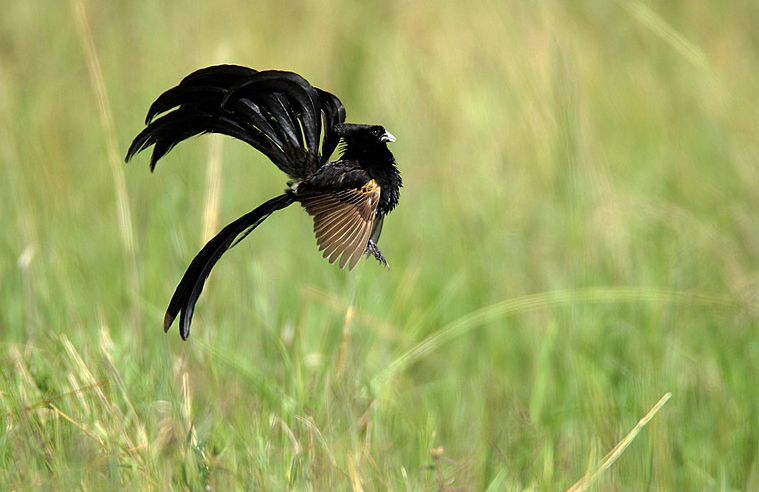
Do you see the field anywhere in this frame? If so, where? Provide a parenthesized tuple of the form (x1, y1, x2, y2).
(1, 1, 757, 490)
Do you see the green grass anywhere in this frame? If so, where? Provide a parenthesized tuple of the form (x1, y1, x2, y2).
(1, 1, 757, 490)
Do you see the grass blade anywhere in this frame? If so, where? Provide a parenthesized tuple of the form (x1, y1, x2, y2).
(566, 392, 673, 492)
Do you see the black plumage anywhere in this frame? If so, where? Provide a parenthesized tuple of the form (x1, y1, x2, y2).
(126, 65, 401, 340)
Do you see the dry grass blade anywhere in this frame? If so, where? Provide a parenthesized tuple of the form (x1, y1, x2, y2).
(374, 288, 736, 387)
(336, 305, 356, 378)
(201, 134, 225, 243)
(70, 0, 139, 316)
(347, 454, 364, 492)
(566, 392, 673, 492)
(181, 370, 200, 451)
(620, 0, 709, 70)
(295, 415, 338, 468)
(49, 403, 107, 450)
(4, 380, 108, 419)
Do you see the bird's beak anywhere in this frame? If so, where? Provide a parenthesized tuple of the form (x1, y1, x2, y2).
(381, 131, 396, 143)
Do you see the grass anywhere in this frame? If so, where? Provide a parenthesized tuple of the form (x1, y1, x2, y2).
(1, 1, 757, 490)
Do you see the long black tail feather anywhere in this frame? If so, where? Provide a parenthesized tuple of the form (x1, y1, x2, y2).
(165, 192, 296, 340)
(125, 65, 346, 178)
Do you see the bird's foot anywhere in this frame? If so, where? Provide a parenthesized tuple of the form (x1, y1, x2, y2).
(366, 240, 389, 268)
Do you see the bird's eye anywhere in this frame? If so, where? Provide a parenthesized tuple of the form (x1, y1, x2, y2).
(373, 127, 382, 136)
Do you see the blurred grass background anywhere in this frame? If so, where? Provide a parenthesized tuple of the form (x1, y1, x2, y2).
(1, 1, 757, 490)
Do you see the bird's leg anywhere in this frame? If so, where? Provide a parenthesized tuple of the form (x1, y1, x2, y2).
(366, 240, 389, 268)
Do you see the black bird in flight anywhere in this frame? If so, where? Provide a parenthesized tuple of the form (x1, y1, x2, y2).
(126, 65, 401, 340)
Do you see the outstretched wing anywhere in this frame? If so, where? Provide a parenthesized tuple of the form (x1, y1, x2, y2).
(298, 179, 380, 271)
(125, 65, 346, 179)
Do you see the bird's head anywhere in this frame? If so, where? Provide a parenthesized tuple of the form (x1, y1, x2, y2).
(334, 123, 396, 147)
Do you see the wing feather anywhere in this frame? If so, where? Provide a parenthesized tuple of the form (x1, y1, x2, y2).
(342, 217, 372, 269)
(299, 180, 380, 271)
(324, 209, 364, 258)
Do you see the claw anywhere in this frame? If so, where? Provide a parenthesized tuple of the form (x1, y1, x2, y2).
(366, 240, 389, 268)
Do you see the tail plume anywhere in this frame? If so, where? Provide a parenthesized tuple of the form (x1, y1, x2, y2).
(125, 65, 346, 178)
(165, 192, 296, 339)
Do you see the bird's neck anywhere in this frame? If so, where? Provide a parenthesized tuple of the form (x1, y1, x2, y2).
(339, 144, 401, 216)
(370, 154, 402, 217)
(342, 143, 393, 162)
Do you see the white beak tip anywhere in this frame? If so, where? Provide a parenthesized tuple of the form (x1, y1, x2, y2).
(381, 131, 396, 143)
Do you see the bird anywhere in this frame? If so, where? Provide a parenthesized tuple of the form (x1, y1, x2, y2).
(126, 65, 401, 340)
